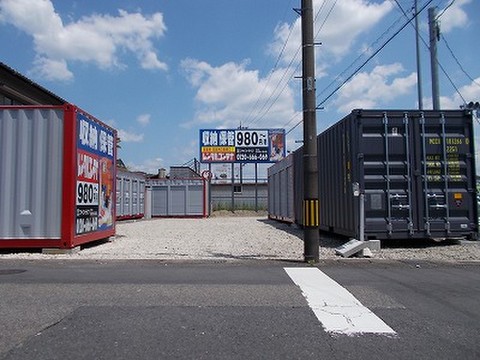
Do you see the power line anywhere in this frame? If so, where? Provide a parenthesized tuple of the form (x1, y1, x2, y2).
(436, 0, 456, 19)
(314, 0, 337, 41)
(246, 32, 301, 128)
(282, 0, 337, 134)
(250, 0, 337, 129)
(441, 33, 480, 88)
(246, 0, 299, 126)
(287, 0, 434, 134)
(318, 1, 432, 107)
(315, 2, 415, 104)
(243, 0, 296, 126)
(393, 0, 468, 104)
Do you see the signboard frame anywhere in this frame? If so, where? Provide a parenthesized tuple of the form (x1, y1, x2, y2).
(75, 112, 115, 236)
(199, 128, 286, 163)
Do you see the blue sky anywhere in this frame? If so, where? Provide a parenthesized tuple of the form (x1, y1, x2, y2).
(1, 0, 479, 178)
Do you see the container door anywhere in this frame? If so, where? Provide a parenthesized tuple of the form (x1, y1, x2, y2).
(187, 185, 204, 215)
(139, 181, 145, 214)
(123, 178, 131, 216)
(415, 112, 477, 238)
(132, 179, 138, 215)
(171, 186, 187, 215)
(116, 177, 122, 216)
(152, 186, 168, 216)
(362, 112, 414, 237)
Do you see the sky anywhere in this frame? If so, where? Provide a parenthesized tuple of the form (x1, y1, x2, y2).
(0, 0, 479, 178)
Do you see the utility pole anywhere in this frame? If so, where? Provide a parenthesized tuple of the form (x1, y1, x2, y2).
(414, 0, 423, 110)
(428, 6, 440, 110)
(301, 0, 319, 262)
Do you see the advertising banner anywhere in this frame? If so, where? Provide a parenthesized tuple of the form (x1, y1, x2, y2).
(76, 113, 115, 235)
(199, 129, 285, 163)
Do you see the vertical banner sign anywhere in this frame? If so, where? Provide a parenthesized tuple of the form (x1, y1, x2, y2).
(76, 113, 115, 235)
(199, 129, 285, 163)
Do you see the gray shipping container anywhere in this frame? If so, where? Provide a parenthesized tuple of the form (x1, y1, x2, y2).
(269, 109, 478, 241)
(116, 169, 146, 220)
(0, 105, 116, 249)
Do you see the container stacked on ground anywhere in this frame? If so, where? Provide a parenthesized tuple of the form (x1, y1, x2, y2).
(0, 104, 116, 249)
(268, 109, 478, 241)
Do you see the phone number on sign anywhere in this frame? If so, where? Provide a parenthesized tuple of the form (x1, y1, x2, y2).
(236, 153, 269, 161)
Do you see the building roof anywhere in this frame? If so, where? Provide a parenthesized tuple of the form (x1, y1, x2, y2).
(0, 61, 67, 105)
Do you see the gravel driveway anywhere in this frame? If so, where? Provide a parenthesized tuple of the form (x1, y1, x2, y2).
(1, 215, 479, 262)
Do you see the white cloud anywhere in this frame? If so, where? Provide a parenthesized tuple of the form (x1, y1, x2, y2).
(127, 157, 164, 174)
(0, 0, 167, 81)
(423, 77, 480, 110)
(269, 0, 394, 66)
(137, 114, 151, 126)
(117, 129, 144, 143)
(438, 0, 471, 33)
(181, 58, 296, 129)
(335, 63, 417, 113)
(29, 57, 73, 82)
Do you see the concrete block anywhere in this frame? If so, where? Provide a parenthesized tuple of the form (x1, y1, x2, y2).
(335, 239, 369, 257)
(42, 246, 81, 255)
(366, 240, 381, 251)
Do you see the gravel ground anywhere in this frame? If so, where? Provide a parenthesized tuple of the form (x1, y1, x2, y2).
(1, 215, 479, 262)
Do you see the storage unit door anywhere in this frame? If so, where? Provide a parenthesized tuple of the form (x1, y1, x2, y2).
(152, 186, 168, 216)
(132, 179, 139, 215)
(361, 112, 415, 239)
(187, 185, 204, 216)
(415, 112, 477, 238)
(171, 186, 187, 216)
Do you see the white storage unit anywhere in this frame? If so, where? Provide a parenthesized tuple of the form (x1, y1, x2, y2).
(116, 169, 146, 220)
(148, 178, 207, 217)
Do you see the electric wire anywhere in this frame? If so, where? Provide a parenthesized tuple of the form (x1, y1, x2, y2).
(243, 0, 296, 127)
(317, 1, 432, 107)
(315, 2, 415, 104)
(282, 0, 338, 134)
(250, 0, 335, 129)
(441, 33, 480, 88)
(314, 0, 337, 41)
(393, 0, 468, 104)
(436, 0, 456, 19)
(244, 0, 299, 127)
(287, 0, 435, 134)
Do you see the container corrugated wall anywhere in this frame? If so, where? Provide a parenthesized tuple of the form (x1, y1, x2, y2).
(0, 105, 117, 249)
(0, 108, 63, 239)
(116, 169, 146, 220)
(269, 109, 478, 241)
(268, 155, 295, 222)
(148, 179, 206, 217)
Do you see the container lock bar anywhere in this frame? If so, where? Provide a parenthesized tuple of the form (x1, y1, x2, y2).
(383, 112, 393, 235)
(440, 112, 451, 234)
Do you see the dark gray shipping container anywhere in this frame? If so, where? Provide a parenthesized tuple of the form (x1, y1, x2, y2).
(269, 109, 478, 241)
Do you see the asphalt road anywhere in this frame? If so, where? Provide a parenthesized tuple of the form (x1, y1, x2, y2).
(0, 259, 479, 359)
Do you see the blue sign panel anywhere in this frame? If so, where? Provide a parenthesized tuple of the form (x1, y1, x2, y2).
(76, 113, 115, 235)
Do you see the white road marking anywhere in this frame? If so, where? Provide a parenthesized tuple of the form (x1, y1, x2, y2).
(285, 267, 396, 336)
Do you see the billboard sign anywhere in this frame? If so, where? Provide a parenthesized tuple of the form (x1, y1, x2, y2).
(200, 129, 285, 163)
(76, 113, 115, 235)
